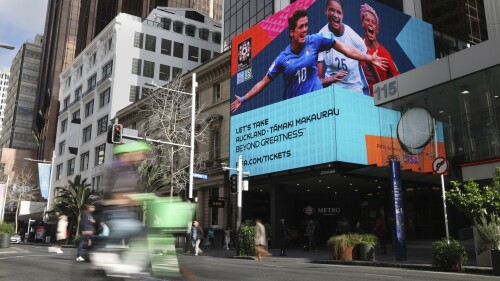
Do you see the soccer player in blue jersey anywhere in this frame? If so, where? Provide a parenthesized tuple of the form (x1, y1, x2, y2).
(231, 9, 387, 113)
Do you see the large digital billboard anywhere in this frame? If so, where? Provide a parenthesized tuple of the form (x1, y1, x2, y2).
(230, 0, 441, 176)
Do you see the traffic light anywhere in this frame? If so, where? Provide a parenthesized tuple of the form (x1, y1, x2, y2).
(111, 124, 123, 144)
(229, 174, 237, 194)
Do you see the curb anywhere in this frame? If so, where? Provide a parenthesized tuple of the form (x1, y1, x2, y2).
(311, 259, 493, 275)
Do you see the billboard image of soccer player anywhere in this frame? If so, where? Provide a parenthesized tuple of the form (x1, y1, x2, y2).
(230, 0, 440, 177)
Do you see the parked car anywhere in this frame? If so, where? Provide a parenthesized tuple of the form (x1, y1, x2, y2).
(10, 234, 21, 244)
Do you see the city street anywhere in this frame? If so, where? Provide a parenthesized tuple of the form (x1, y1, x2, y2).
(0, 244, 498, 281)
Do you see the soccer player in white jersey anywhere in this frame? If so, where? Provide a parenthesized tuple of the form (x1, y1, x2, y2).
(318, 0, 375, 95)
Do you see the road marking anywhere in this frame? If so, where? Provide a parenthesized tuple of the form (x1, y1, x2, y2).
(0, 251, 17, 254)
(263, 264, 284, 268)
(365, 273, 402, 279)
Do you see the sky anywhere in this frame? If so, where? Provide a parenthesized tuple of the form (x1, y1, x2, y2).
(0, 0, 48, 72)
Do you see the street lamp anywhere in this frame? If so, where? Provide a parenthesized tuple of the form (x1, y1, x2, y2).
(144, 73, 197, 199)
(0, 43, 15, 50)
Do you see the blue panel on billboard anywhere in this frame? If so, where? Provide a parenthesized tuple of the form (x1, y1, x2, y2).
(396, 17, 435, 68)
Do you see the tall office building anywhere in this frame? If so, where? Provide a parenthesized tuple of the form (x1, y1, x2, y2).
(0, 71, 9, 135)
(33, 0, 222, 162)
(0, 35, 43, 151)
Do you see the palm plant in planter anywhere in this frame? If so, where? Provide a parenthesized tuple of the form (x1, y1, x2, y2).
(0, 222, 15, 248)
(327, 233, 361, 261)
(475, 213, 500, 275)
(356, 233, 378, 261)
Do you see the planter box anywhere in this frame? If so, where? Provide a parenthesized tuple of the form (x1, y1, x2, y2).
(492, 249, 500, 276)
(337, 246, 354, 261)
(358, 243, 375, 261)
(473, 226, 492, 266)
(0, 233, 11, 248)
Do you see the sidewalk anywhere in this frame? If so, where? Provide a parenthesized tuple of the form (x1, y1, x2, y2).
(198, 239, 493, 275)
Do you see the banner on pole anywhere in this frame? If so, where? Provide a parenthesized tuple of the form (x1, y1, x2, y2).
(38, 163, 51, 200)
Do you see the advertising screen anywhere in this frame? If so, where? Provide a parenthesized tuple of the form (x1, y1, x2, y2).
(230, 0, 441, 176)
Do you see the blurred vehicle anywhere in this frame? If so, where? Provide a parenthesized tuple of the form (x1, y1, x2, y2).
(10, 234, 21, 244)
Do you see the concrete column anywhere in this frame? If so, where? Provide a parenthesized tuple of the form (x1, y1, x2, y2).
(484, 0, 500, 39)
(402, 0, 423, 19)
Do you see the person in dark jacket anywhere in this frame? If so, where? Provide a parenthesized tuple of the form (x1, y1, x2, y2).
(191, 221, 204, 256)
(76, 204, 96, 261)
(279, 219, 289, 256)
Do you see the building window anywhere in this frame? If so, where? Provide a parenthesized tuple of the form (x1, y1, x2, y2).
(129, 85, 140, 102)
(99, 88, 110, 108)
(213, 51, 220, 57)
(91, 52, 96, 66)
(173, 21, 184, 33)
(186, 24, 196, 37)
(188, 46, 199, 62)
(82, 125, 92, 143)
(63, 97, 70, 110)
(61, 118, 68, 134)
(78, 65, 83, 77)
(172, 67, 182, 78)
(72, 110, 80, 121)
(145, 34, 156, 52)
(213, 83, 221, 103)
(84, 99, 94, 118)
(97, 115, 108, 135)
(67, 158, 75, 176)
(92, 175, 103, 191)
(212, 31, 221, 44)
(161, 39, 172, 55)
(173, 42, 184, 58)
(80, 151, 89, 171)
(107, 38, 112, 50)
(134, 32, 144, 48)
(102, 60, 113, 79)
(75, 86, 82, 100)
(160, 17, 171, 30)
(210, 187, 219, 225)
(159, 64, 170, 81)
(199, 28, 209, 40)
(66, 76, 71, 87)
(58, 140, 66, 156)
(210, 129, 220, 160)
(201, 49, 211, 63)
(87, 74, 97, 91)
(56, 163, 63, 180)
(95, 143, 105, 166)
(143, 60, 155, 78)
(132, 58, 142, 75)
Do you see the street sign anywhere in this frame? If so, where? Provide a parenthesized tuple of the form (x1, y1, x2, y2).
(432, 157, 449, 175)
(193, 173, 208, 179)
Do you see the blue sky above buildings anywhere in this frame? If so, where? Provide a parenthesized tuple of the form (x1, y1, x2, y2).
(0, 0, 48, 71)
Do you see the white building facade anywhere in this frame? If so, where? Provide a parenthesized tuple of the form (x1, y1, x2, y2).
(52, 8, 221, 195)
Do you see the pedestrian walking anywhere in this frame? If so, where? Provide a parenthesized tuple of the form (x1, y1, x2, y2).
(254, 219, 271, 261)
(48, 214, 68, 254)
(76, 204, 96, 261)
(306, 220, 317, 251)
(191, 221, 204, 256)
(224, 227, 231, 250)
(374, 217, 387, 254)
(279, 219, 289, 256)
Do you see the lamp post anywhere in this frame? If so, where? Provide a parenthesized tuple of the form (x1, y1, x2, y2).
(144, 73, 197, 199)
(0, 43, 15, 50)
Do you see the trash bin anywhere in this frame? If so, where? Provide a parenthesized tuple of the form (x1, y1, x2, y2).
(0, 233, 10, 248)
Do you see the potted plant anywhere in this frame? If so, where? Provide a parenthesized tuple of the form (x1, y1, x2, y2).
(447, 167, 500, 266)
(431, 238, 468, 272)
(0, 222, 15, 248)
(327, 233, 361, 261)
(475, 213, 500, 275)
(356, 233, 378, 261)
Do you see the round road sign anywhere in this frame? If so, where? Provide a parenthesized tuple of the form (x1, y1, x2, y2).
(432, 157, 448, 175)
